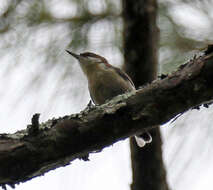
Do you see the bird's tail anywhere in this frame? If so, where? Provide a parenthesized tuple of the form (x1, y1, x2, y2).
(134, 132, 152, 147)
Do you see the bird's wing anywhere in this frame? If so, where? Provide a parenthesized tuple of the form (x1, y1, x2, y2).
(113, 67, 135, 88)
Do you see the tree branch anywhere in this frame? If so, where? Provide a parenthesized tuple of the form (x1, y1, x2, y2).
(0, 53, 213, 187)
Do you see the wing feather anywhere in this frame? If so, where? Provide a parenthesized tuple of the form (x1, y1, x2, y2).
(113, 67, 135, 88)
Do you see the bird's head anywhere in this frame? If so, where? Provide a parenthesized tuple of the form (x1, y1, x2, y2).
(66, 50, 111, 74)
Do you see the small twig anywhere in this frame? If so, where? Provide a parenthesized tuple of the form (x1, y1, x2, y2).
(27, 113, 40, 135)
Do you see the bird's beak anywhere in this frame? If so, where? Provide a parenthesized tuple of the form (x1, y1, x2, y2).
(66, 50, 81, 60)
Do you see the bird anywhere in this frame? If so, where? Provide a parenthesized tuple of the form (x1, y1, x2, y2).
(66, 50, 152, 147)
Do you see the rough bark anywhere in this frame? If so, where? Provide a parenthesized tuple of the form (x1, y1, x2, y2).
(122, 0, 169, 189)
(0, 53, 213, 188)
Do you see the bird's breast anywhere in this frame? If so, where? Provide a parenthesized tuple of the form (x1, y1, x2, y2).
(88, 70, 134, 105)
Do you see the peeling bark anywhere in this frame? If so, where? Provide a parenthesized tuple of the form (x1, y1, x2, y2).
(0, 53, 213, 187)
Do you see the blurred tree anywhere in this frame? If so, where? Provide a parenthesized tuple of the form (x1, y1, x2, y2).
(122, 1, 169, 190)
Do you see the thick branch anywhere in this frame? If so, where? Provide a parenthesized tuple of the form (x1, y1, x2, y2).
(0, 53, 213, 187)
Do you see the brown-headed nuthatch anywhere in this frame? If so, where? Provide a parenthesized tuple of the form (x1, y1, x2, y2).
(66, 50, 152, 147)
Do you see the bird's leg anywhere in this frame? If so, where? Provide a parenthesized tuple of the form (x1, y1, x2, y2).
(86, 100, 95, 110)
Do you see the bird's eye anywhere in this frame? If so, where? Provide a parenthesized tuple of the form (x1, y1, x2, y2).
(80, 52, 94, 57)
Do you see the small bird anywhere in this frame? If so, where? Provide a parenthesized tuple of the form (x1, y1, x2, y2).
(66, 50, 152, 147)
